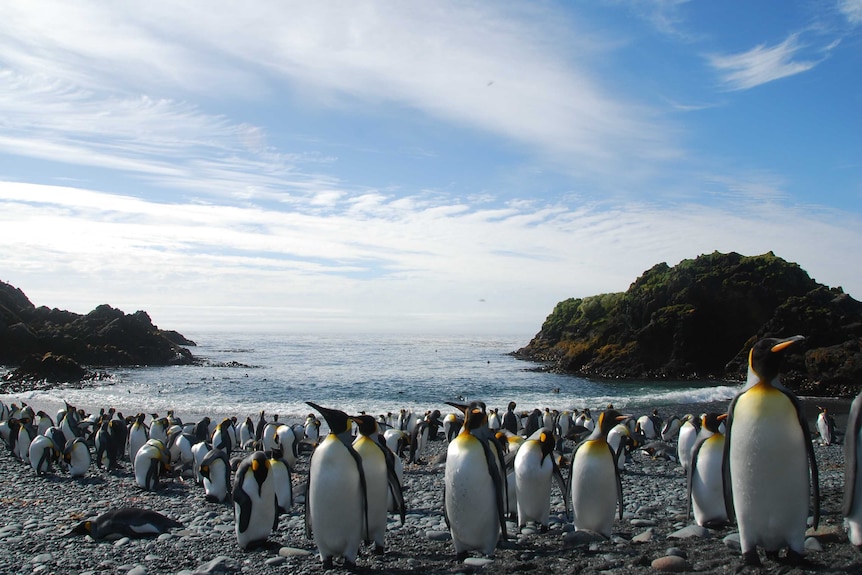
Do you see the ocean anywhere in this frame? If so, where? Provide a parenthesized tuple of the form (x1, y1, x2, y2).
(3, 333, 741, 426)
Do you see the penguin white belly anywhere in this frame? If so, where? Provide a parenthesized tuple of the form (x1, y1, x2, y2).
(514, 443, 552, 527)
(730, 389, 809, 553)
(691, 435, 727, 526)
(309, 438, 363, 563)
(847, 424, 862, 546)
(445, 435, 499, 556)
(203, 458, 229, 502)
(570, 440, 616, 537)
(354, 438, 388, 548)
(235, 470, 276, 548)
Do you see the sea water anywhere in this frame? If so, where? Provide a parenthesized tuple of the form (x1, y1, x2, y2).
(3, 333, 740, 426)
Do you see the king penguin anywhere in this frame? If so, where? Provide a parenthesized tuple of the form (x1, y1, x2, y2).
(64, 437, 91, 478)
(65, 508, 183, 539)
(444, 402, 508, 560)
(568, 409, 627, 538)
(677, 414, 701, 473)
(724, 335, 819, 566)
(199, 448, 231, 503)
(353, 414, 405, 554)
(687, 412, 729, 528)
(305, 402, 368, 569)
(843, 391, 862, 547)
(513, 427, 568, 532)
(232, 450, 277, 549)
(816, 406, 837, 446)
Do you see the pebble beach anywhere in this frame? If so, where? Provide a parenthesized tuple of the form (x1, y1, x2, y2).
(0, 397, 860, 575)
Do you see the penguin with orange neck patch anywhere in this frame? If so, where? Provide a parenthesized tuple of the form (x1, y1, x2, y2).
(444, 401, 508, 560)
(724, 335, 819, 566)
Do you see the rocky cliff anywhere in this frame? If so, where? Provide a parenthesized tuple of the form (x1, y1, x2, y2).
(514, 251, 862, 397)
(0, 279, 195, 384)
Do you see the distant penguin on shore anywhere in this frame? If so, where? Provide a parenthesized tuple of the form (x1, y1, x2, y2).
(817, 406, 837, 446)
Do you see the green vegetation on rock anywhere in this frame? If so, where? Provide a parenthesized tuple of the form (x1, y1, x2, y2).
(514, 251, 862, 396)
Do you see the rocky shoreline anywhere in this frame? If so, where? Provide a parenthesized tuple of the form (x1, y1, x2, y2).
(0, 399, 860, 575)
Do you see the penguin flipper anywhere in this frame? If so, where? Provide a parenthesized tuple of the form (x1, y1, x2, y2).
(607, 443, 624, 520)
(232, 465, 253, 534)
(844, 394, 862, 516)
(780, 388, 821, 529)
(346, 443, 370, 543)
(378, 439, 406, 524)
(304, 454, 314, 538)
(480, 436, 508, 541)
(722, 397, 738, 523)
(687, 437, 706, 520)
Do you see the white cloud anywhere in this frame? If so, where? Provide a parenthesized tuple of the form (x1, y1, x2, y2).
(708, 34, 820, 91)
(840, 0, 862, 25)
(2, 181, 860, 335)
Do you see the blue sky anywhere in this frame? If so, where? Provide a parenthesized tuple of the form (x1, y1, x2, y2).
(1, 1, 860, 337)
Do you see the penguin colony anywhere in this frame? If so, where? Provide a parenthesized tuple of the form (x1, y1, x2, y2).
(0, 334, 860, 569)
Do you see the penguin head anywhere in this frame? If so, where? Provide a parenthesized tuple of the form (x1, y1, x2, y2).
(306, 402, 352, 436)
(64, 519, 94, 537)
(249, 452, 270, 496)
(463, 406, 487, 433)
(538, 430, 555, 460)
(598, 410, 628, 437)
(701, 412, 727, 434)
(747, 335, 805, 385)
(353, 414, 379, 437)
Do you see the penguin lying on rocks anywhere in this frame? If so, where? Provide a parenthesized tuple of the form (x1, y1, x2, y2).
(64, 508, 183, 539)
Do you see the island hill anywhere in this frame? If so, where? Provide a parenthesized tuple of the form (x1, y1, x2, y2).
(514, 251, 862, 398)
(0, 279, 196, 389)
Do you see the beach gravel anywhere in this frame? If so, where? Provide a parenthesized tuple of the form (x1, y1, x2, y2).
(1, 407, 861, 574)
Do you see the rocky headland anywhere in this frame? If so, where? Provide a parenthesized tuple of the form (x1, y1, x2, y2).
(0, 279, 195, 389)
(514, 251, 862, 398)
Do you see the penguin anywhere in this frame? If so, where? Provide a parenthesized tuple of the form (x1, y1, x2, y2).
(128, 413, 149, 469)
(843, 390, 862, 547)
(28, 434, 60, 475)
(408, 419, 429, 463)
(502, 401, 518, 435)
(816, 406, 837, 446)
(606, 422, 633, 471)
(661, 414, 683, 442)
(305, 402, 368, 569)
(13, 420, 34, 464)
(303, 413, 321, 445)
(487, 408, 501, 431)
(255, 410, 267, 441)
(65, 508, 183, 539)
(94, 418, 120, 470)
(134, 439, 170, 491)
(514, 427, 568, 531)
(353, 414, 405, 554)
(443, 412, 463, 442)
(149, 417, 168, 444)
(677, 414, 701, 473)
(64, 437, 91, 478)
(35, 410, 54, 436)
(383, 428, 409, 459)
(724, 335, 819, 566)
(268, 448, 293, 517)
(274, 424, 298, 470)
(635, 410, 662, 440)
(211, 418, 234, 456)
(524, 409, 543, 438)
(191, 440, 213, 485)
(233, 451, 277, 549)
(568, 410, 627, 538)
(444, 403, 508, 560)
(199, 448, 231, 503)
(687, 412, 729, 528)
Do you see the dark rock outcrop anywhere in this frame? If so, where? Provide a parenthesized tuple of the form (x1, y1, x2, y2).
(1, 279, 195, 384)
(514, 251, 862, 397)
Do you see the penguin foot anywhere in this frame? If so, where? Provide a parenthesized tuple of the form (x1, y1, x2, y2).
(779, 549, 810, 567)
(321, 557, 334, 570)
(764, 550, 780, 562)
(539, 524, 548, 534)
(741, 550, 762, 567)
(373, 544, 384, 555)
(455, 551, 469, 562)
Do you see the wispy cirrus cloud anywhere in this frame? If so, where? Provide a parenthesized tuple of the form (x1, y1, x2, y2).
(708, 33, 825, 91)
(840, 0, 862, 25)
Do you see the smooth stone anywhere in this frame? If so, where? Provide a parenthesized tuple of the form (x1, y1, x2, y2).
(127, 566, 147, 575)
(30, 552, 54, 564)
(426, 530, 452, 541)
(631, 528, 655, 544)
(804, 537, 823, 551)
(114, 537, 131, 547)
(665, 547, 687, 558)
(651, 555, 692, 572)
(630, 518, 656, 527)
(264, 557, 285, 566)
(668, 524, 710, 539)
(278, 547, 312, 557)
(723, 533, 741, 551)
(191, 556, 240, 574)
(806, 524, 844, 542)
(463, 557, 494, 567)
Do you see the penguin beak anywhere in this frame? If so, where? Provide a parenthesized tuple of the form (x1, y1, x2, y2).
(770, 335, 805, 353)
(717, 414, 728, 422)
